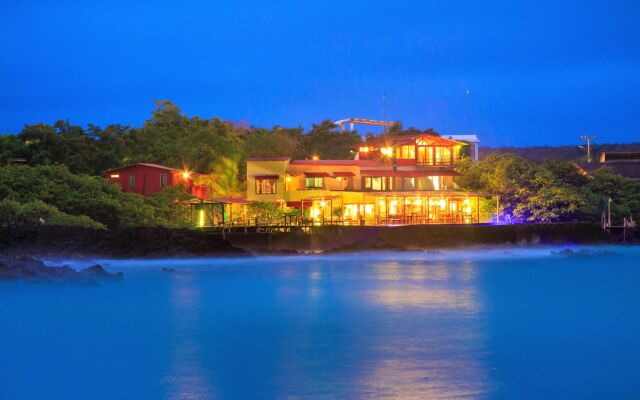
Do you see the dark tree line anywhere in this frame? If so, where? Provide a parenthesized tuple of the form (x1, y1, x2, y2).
(0, 101, 365, 176)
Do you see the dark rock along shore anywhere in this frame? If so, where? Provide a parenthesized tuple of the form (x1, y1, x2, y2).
(0, 226, 246, 258)
(0, 256, 123, 284)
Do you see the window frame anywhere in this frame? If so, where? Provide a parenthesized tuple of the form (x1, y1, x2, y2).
(305, 177, 324, 189)
(127, 175, 136, 191)
(255, 177, 277, 194)
(159, 173, 168, 188)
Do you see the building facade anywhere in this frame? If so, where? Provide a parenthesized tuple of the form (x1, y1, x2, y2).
(247, 134, 482, 225)
(103, 163, 241, 226)
(103, 163, 199, 195)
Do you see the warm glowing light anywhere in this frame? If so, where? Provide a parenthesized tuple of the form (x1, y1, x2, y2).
(198, 209, 204, 227)
(182, 171, 191, 179)
(463, 198, 470, 205)
(286, 176, 291, 182)
(335, 176, 343, 182)
(312, 208, 320, 219)
(344, 204, 358, 219)
(389, 199, 398, 216)
(359, 146, 370, 153)
(378, 200, 385, 207)
(465, 206, 472, 214)
(413, 199, 422, 206)
(312, 155, 319, 160)
(439, 199, 446, 210)
(109, 174, 119, 179)
(319, 200, 327, 208)
(364, 204, 374, 216)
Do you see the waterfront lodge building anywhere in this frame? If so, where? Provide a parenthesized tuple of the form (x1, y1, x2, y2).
(104, 133, 483, 227)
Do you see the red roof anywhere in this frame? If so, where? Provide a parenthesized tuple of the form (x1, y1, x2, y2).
(254, 174, 279, 179)
(183, 197, 249, 204)
(247, 157, 291, 161)
(290, 159, 383, 166)
(332, 171, 355, 177)
(361, 170, 460, 177)
(356, 134, 464, 148)
(304, 172, 330, 177)
(104, 163, 182, 173)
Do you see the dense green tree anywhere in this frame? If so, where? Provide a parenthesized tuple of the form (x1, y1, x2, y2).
(126, 101, 243, 172)
(0, 165, 188, 228)
(583, 168, 640, 222)
(301, 120, 361, 159)
(459, 154, 640, 223)
(242, 127, 305, 159)
(195, 156, 244, 198)
(0, 198, 105, 229)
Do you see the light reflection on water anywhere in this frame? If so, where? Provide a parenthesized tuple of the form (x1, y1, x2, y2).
(363, 260, 486, 399)
(2, 246, 640, 399)
(166, 273, 218, 400)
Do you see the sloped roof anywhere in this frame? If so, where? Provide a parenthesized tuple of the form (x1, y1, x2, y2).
(290, 159, 384, 167)
(103, 163, 182, 173)
(601, 152, 640, 162)
(446, 134, 480, 143)
(356, 134, 465, 148)
(361, 170, 460, 177)
(246, 157, 291, 161)
(575, 161, 640, 180)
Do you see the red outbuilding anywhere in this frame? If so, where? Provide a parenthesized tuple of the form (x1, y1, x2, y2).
(103, 163, 207, 197)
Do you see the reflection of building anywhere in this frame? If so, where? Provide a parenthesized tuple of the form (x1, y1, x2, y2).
(247, 133, 482, 225)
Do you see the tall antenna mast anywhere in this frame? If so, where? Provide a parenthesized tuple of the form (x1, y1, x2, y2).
(580, 135, 598, 163)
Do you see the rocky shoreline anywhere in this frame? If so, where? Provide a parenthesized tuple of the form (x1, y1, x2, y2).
(0, 256, 123, 284)
(0, 223, 633, 261)
(0, 226, 247, 258)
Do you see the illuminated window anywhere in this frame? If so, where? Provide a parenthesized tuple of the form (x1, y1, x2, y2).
(402, 177, 415, 190)
(395, 145, 416, 159)
(256, 178, 277, 194)
(428, 176, 442, 191)
(435, 147, 452, 164)
(363, 177, 387, 191)
(343, 204, 359, 220)
(305, 177, 324, 188)
(109, 174, 119, 179)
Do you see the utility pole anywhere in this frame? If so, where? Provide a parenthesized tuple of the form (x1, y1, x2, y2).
(580, 135, 598, 163)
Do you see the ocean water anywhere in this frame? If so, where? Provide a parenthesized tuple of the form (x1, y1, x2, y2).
(1, 246, 640, 399)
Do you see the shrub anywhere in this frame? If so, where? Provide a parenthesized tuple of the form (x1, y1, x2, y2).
(0, 198, 105, 229)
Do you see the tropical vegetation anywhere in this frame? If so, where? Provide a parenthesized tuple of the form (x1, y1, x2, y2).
(1, 100, 638, 228)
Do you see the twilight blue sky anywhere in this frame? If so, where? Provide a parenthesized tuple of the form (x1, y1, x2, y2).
(1, 1, 639, 146)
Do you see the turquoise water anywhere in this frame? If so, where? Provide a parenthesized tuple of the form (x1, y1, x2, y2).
(1, 246, 640, 399)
